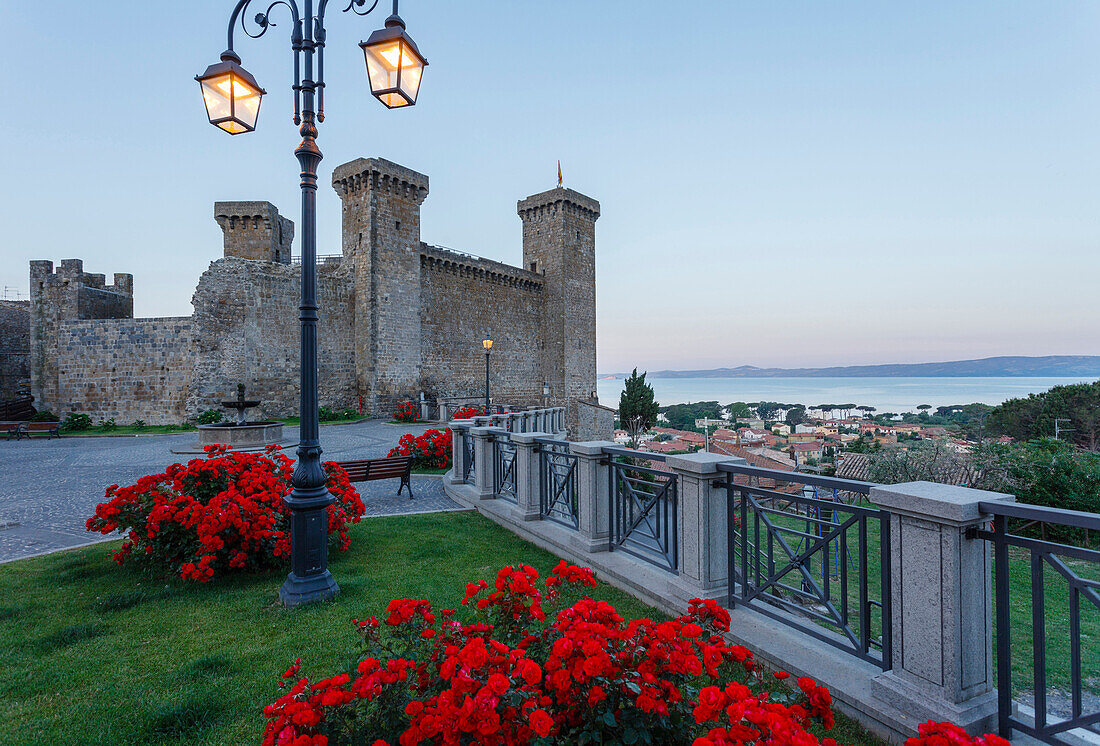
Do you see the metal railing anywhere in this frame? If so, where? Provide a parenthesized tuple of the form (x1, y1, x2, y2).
(973, 501, 1100, 744)
(537, 438, 578, 528)
(604, 446, 678, 574)
(493, 435, 517, 503)
(720, 464, 893, 670)
(462, 431, 475, 483)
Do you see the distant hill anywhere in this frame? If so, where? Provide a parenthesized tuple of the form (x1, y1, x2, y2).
(603, 356, 1100, 379)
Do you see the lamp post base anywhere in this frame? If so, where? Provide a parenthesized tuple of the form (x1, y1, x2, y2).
(279, 570, 340, 608)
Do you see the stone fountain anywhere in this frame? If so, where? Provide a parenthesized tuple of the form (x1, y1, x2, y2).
(173, 384, 288, 454)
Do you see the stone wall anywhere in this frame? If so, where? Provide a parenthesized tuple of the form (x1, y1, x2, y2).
(574, 398, 615, 441)
(29, 259, 133, 411)
(0, 301, 30, 401)
(54, 317, 193, 424)
(185, 257, 356, 421)
(419, 245, 544, 405)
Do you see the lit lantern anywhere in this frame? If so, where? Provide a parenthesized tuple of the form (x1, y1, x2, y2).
(360, 14, 428, 108)
(196, 53, 266, 134)
(483, 338, 494, 352)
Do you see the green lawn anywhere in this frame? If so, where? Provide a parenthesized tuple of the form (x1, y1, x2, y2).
(63, 424, 197, 436)
(279, 416, 366, 426)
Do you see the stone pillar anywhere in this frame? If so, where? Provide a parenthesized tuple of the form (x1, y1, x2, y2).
(871, 481, 1014, 735)
(666, 453, 744, 603)
(420, 393, 431, 422)
(449, 421, 472, 485)
(557, 407, 566, 434)
(440, 402, 451, 422)
(512, 431, 549, 522)
(570, 441, 618, 553)
(471, 427, 501, 500)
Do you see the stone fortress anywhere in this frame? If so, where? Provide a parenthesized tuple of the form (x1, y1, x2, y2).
(20, 157, 610, 436)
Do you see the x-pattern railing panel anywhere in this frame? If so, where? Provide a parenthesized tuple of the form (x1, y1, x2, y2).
(539, 443, 578, 529)
(462, 433, 475, 483)
(609, 459, 678, 573)
(726, 481, 891, 669)
(493, 437, 517, 503)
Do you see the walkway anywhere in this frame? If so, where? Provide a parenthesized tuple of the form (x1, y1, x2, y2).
(0, 420, 462, 563)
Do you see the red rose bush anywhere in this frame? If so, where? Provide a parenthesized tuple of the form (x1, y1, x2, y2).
(394, 401, 420, 424)
(262, 561, 840, 745)
(388, 429, 452, 470)
(86, 444, 364, 582)
(906, 722, 1008, 746)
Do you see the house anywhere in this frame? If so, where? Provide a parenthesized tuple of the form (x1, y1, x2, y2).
(642, 440, 692, 455)
(788, 432, 823, 444)
(919, 427, 949, 439)
(771, 423, 791, 436)
(788, 442, 824, 463)
(709, 442, 796, 489)
(795, 424, 818, 434)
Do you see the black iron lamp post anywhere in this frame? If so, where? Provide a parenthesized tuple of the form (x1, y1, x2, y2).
(197, 0, 428, 608)
(482, 338, 493, 415)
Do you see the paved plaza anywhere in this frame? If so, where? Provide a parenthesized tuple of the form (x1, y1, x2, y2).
(0, 420, 463, 563)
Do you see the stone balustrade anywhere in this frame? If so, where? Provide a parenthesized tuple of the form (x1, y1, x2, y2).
(443, 427, 1017, 743)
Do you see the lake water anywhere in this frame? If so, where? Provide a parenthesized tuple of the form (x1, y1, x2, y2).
(595, 376, 1097, 414)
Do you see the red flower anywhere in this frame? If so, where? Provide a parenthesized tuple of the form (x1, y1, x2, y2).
(529, 709, 553, 738)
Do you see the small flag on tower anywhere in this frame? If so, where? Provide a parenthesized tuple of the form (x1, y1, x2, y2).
(557, 160, 563, 187)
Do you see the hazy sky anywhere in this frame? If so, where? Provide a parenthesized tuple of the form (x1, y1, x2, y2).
(4, 2, 1099, 372)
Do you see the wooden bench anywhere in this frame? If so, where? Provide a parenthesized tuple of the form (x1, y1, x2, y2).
(17, 422, 61, 440)
(334, 456, 414, 498)
(0, 422, 22, 440)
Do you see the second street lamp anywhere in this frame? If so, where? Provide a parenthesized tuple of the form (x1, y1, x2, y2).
(198, 0, 427, 608)
(482, 338, 493, 415)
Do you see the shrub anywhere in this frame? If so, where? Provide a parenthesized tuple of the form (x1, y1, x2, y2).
(30, 410, 60, 422)
(393, 401, 420, 423)
(131, 420, 146, 429)
(86, 445, 364, 582)
(196, 409, 225, 425)
(907, 721, 1007, 746)
(387, 429, 451, 470)
(60, 413, 92, 432)
(261, 562, 839, 745)
(99, 418, 118, 432)
(451, 405, 485, 420)
(320, 406, 360, 422)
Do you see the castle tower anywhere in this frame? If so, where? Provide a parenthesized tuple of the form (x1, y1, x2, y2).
(214, 201, 294, 264)
(332, 158, 429, 412)
(518, 186, 600, 431)
(29, 259, 134, 411)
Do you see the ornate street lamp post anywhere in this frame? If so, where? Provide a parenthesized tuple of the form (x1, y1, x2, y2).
(482, 338, 493, 415)
(197, 0, 428, 608)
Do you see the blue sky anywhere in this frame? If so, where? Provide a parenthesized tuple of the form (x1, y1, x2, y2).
(3, 1, 1099, 372)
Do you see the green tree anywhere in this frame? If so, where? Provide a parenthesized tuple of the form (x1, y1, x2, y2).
(785, 406, 806, 428)
(755, 401, 781, 421)
(986, 381, 1100, 451)
(726, 402, 753, 421)
(618, 369, 659, 447)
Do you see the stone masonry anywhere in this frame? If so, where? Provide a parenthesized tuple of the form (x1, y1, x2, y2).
(25, 157, 601, 434)
(0, 300, 30, 401)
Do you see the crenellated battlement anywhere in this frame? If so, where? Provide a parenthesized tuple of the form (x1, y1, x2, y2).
(214, 201, 294, 264)
(420, 244, 543, 292)
(517, 187, 601, 223)
(332, 157, 429, 204)
(30, 259, 134, 297)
